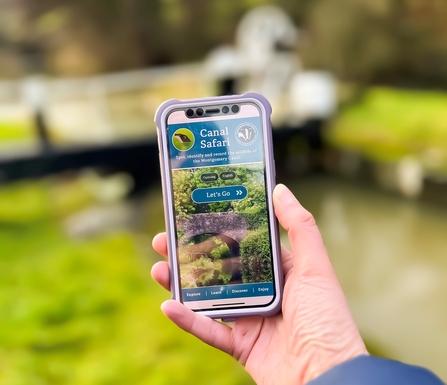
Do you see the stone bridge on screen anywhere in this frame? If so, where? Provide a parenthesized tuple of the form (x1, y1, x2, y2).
(182, 212, 248, 242)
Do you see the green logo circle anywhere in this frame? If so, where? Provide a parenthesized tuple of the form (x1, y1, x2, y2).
(172, 128, 195, 151)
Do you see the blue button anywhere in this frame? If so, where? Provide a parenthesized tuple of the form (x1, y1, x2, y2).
(191, 185, 248, 203)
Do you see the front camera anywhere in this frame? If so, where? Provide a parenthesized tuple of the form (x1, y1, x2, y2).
(196, 108, 204, 116)
(222, 106, 229, 114)
(186, 109, 194, 117)
(231, 105, 240, 113)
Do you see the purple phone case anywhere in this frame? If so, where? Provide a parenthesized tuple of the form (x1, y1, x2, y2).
(154, 92, 283, 321)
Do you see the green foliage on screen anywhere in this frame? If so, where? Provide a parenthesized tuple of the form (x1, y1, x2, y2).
(172, 164, 267, 217)
(210, 239, 231, 260)
(240, 228, 273, 284)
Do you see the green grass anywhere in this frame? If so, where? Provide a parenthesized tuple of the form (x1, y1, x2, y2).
(0, 178, 94, 223)
(0, 179, 252, 385)
(0, 121, 35, 142)
(327, 87, 447, 168)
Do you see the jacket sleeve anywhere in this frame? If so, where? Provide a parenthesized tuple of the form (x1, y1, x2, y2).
(307, 355, 444, 385)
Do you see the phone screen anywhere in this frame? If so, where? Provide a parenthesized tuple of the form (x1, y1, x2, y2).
(166, 103, 276, 311)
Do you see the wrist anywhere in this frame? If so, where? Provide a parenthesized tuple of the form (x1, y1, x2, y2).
(299, 338, 368, 384)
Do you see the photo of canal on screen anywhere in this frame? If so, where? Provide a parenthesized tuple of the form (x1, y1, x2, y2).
(172, 163, 272, 289)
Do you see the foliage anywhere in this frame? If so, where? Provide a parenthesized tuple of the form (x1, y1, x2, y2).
(179, 236, 232, 287)
(3, 0, 447, 86)
(0, 178, 95, 223)
(210, 239, 231, 260)
(180, 257, 232, 287)
(240, 228, 272, 283)
(190, 233, 213, 243)
(218, 270, 233, 286)
(1, 0, 259, 75)
(178, 236, 230, 263)
(0, 122, 35, 142)
(327, 87, 447, 170)
(172, 169, 195, 218)
(172, 164, 267, 217)
(234, 181, 268, 230)
(240, 212, 268, 231)
(173, 164, 272, 286)
(0, 179, 253, 385)
(190, 257, 216, 287)
(302, 0, 447, 86)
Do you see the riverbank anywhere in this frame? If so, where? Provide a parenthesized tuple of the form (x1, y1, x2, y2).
(328, 87, 447, 168)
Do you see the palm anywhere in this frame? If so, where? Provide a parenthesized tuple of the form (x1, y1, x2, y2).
(228, 262, 365, 385)
(229, 271, 303, 385)
(232, 314, 290, 385)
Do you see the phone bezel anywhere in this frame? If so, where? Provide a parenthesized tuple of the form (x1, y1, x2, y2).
(155, 93, 283, 319)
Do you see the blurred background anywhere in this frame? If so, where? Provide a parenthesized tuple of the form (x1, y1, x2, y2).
(1, 0, 447, 383)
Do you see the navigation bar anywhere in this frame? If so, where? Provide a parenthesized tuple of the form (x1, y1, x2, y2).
(182, 282, 274, 302)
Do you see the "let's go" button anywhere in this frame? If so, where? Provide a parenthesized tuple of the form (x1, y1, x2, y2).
(191, 185, 248, 203)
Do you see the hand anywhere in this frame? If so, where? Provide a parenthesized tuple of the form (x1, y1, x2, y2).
(151, 184, 367, 385)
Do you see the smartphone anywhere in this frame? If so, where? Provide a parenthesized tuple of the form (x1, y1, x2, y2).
(155, 92, 282, 320)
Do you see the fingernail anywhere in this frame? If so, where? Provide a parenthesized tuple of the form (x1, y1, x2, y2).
(274, 184, 297, 204)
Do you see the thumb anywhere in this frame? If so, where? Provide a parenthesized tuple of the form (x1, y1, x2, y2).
(273, 184, 334, 277)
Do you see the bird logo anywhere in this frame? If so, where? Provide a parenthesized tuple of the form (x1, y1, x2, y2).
(235, 123, 258, 146)
(174, 133, 191, 143)
(172, 128, 195, 151)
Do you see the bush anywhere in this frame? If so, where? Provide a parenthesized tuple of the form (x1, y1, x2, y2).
(210, 239, 230, 260)
(328, 87, 447, 166)
(0, 179, 252, 385)
(240, 228, 273, 283)
(240, 212, 268, 231)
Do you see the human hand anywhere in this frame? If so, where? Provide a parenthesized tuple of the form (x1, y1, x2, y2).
(151, 184, 367, 385)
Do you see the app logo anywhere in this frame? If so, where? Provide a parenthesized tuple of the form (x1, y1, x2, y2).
(235, 123, 258, 146)
(172, 128, 195, 151)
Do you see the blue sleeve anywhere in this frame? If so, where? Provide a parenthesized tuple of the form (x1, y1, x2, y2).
(307, 355, 444, 385)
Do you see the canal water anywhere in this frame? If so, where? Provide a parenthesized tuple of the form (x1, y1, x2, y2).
(286, 174, 447, 380)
